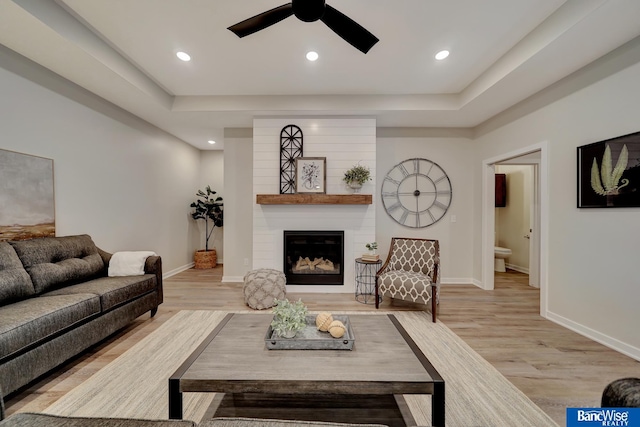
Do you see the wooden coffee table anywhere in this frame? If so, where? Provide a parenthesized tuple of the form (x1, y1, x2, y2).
(169, 313, 445, 427)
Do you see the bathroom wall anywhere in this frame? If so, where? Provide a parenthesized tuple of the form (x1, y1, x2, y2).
(495, 165, 532, 273)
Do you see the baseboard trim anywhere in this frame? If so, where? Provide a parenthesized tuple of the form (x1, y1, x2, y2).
(163, 263, 194, 279)
(506, 263, 529, 274)
(441, 278, 475, 285)
(222, 276, 244, 283)
(546, 310, 640, 362)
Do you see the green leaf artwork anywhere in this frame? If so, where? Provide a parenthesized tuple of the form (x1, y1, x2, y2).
(590, 144, 630, 196)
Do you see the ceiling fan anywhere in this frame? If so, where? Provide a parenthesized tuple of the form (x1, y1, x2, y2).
(227, 0, 379, 54)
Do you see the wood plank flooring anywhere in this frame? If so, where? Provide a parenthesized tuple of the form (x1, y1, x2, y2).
(5, 267, 639, 426)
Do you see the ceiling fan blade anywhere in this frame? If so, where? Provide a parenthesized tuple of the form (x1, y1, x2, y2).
(320, 5, 379, 53)
(228, 4, 294, 38)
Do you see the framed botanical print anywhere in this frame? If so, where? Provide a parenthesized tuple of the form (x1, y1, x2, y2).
(295, 157, 326, 194)
(577, 131, 640, 208)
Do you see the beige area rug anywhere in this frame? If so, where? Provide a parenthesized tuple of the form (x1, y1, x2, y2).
(43, 310, 558, 427)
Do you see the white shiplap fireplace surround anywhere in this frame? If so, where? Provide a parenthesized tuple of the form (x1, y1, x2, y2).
(252, 118, 376, 294)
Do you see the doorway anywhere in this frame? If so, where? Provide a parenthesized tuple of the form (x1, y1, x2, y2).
(482, 143, 548, 317)
(495, 163, 539, 288)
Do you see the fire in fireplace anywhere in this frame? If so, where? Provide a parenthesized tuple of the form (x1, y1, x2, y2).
(283, 230, 344, 285)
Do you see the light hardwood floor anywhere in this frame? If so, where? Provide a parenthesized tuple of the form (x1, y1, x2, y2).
(5, 267, 639, 426)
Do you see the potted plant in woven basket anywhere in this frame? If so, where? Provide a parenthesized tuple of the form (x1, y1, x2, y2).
(190, 186, 223, 269)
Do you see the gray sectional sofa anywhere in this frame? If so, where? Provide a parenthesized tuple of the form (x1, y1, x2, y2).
(0, 234, 163, 402)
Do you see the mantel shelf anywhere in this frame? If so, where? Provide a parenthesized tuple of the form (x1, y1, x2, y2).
(256, 194, 372, 205)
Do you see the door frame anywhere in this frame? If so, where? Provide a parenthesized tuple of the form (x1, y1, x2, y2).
(482, 141, 549, 317)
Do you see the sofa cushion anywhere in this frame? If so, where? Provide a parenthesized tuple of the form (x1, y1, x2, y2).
(9, 235, 104, 294)
(0, 242, 35, 306)
(44, 274, 156, 312)
(0, 413, 196, 427)
(0, 294, 100, 360)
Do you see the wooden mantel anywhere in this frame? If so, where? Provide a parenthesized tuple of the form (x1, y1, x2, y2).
(256, 194, 372, 205)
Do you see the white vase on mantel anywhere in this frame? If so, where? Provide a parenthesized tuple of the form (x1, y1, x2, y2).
(348, 182, 363, 193)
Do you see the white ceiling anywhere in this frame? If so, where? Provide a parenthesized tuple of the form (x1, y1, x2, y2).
(1, 0, 640, 150)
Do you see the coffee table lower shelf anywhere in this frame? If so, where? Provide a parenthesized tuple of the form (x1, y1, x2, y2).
(203, 392, 416, 427)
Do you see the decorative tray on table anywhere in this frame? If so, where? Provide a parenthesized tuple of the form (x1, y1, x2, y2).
(264, 315, 354, 350)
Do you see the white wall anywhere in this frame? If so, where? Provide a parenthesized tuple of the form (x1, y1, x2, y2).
(376, 131, 475, 284)
(474, 44, 640, 358)
(222, 132, 253, 282)
(199, 150, 224, 262)
(0, 56, 201, 275)
(252, 117, 376, 293)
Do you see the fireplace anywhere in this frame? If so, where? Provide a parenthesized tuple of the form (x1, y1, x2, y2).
(284, 230, 344, 285)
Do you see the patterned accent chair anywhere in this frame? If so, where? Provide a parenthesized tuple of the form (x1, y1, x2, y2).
(375, 238, 440, 322)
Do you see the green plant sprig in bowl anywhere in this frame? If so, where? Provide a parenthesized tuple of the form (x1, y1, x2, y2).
(343, 164, 371, 185)
(270, 298, 308, 338)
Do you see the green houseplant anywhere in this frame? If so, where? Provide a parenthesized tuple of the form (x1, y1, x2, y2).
(270, 298, 308, 338)
(190, 185, 223, 268)
(343, 164, 371, 192)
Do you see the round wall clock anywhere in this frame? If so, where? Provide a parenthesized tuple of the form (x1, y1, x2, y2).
(381, 158, 452, 228)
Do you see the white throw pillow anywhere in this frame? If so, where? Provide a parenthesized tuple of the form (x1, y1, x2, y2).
(108, 251, 157, 277)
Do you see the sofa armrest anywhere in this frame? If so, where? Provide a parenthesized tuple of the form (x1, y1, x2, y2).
(97, 248, 163, 306)
(97, 248, 113, 276)
(145, 255, 163, 305)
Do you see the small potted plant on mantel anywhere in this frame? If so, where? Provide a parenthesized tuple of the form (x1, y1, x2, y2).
(190, 186, 223, 269)
(270, 299, 308, 338)
(343, 163, 371, 193)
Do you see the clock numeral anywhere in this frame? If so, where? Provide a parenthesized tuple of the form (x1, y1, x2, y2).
(413, 159, 419, 174)
(399, 209, 409, 225)
(426, 162, 435, 176)
(398, 163, 410, 177)
(434, 175, 447, 184)
(416, 214, 420, 228)
(387, 202, 403, 212)
(426, 209, 436, 223)
(434, 200, 448, 210)
(382, 191, 399, 200)
(384, 176, 401, 186)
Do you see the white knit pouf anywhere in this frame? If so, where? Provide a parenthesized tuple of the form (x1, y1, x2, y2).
(243, 268, 287, 310)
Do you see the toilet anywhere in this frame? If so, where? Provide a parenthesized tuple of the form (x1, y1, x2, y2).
(494, 246, 512, 272)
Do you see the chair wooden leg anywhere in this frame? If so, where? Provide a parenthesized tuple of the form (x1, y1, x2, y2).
(375, 282, 380, 309)
(431, 288, 437, 323)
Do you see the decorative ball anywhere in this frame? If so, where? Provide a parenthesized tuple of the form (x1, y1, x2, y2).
(328, 320, 346, 338)
(315, 312, 333, 331)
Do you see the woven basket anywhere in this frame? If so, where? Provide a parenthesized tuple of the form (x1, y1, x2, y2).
(194, 249, 217, 269)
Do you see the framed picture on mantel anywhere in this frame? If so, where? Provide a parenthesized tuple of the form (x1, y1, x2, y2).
(295, 157, 326, 194)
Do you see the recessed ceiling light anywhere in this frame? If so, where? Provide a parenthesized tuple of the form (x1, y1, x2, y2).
(435, 50, 449, 60)
(208, 140, 216, 145)
(176, 51, 191, 62)
(306, 51, 319, 61)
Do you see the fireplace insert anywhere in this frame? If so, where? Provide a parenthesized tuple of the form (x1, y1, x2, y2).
(284, 230, 344, 285)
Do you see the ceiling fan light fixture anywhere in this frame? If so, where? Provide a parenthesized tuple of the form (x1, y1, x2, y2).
(306, 51, 319, 61)
(176, 51, 191, 62)
(435, 50, 450, 60)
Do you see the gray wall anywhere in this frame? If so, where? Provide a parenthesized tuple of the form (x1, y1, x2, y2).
(474, 38, 640, 357)
(0, 51, 202, 275)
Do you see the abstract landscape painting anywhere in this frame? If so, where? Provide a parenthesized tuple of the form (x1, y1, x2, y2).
(0, 149, 55, 241)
